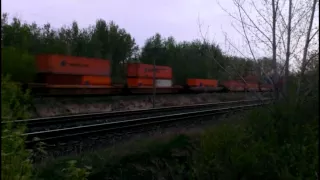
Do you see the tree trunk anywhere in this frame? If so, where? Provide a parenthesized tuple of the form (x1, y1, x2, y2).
(284, 0, 293, 96)
(272, 0, 279, 99)
(300, 0, 317, 81)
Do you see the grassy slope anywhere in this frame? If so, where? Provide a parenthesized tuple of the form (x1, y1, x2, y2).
(35, 98, 318, 180)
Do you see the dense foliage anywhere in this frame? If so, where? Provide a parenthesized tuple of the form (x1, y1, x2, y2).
(1, 76, 33, 180)
(1, 13, 276, 84)
(1, 14, 138, 83)
(1, 47, 36, 83)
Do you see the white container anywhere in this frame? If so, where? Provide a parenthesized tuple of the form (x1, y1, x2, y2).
(155, 79, 172, 87)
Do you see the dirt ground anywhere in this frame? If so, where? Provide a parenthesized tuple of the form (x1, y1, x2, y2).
(30, 92, 270, 118)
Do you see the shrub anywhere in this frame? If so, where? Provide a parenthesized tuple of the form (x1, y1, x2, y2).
(1, 75, 33, 180)
(35, 135, 194, 180)
(193, 97, 318, 179)
(62, 160, 91, 180)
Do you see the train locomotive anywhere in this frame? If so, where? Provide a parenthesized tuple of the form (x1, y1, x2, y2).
(28, 54, 275, 96)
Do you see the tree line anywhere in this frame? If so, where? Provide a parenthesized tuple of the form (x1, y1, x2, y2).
(0, 13, 296, 85)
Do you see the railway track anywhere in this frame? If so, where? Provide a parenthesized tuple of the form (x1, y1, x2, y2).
(18, 99, 272, 149)
(5, 99, 270, 132)
(31, 89, 270, 97)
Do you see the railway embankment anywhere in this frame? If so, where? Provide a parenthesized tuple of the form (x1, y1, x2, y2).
(30, 92, 271, 118)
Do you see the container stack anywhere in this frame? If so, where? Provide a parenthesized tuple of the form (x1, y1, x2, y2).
(220, 80, 245, 91)
(126, 63, 173, 88)
(186, 78, 220, 92)
(35, 54, 111, 86)
(187, 79, 218, 88)
(242, 75, 259, 91)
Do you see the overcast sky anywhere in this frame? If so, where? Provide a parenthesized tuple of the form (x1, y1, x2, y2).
(2, 0, 242, 50)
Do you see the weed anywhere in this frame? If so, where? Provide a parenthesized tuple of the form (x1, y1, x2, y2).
(62, 160, 91, 180)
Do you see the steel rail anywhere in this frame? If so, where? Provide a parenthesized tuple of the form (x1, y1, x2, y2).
(23, 101, 272, 146)
(3, 99, 271, 128)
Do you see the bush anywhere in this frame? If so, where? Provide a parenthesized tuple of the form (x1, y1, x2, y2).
(1, 47, 36, 83)
(1, 75, 33, 180)
(35, 135, 194, 180)
(194, 98, 318, 179)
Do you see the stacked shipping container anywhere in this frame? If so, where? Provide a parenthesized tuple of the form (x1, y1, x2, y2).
(242, 75, 260, 91)
(126, 63, 173, 88)
(35, 54, 111, 86)
(32, 54, 273, 94)
(220, 80, 245, 91)
(187, 79, 218, 87)
(36, 74, 111, 85)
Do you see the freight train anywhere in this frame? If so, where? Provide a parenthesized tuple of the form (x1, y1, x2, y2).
(27, 54, 275, 96)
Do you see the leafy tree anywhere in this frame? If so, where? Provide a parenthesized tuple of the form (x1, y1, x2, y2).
(1, 13, 138, 84)
(2, 13, 262, 85)
(139, 34, 229, 84)
(1, 47, 36, 83)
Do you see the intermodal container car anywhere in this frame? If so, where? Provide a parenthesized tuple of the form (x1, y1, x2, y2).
(245, 83, 259, 91)
(260, 84, 273, 91)
(127, 78, 153, 88)
(81, 76, 111, 85)
(127, 63, 172, 79)
(155, 79, 172, 88)
(243, 75, 259, 83)
(36, 74, 83, 85)
(36, 74, 111, 85)
(221, 80, 245, 91)
(187, 79, 218, 87)
(36, 54, 110, 76)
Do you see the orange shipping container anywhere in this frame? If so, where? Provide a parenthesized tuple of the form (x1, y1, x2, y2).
(220, 80, 245, 91)
(245, 83, 259, 89)
(36, 74, 111, 85)
(187, 79, 218, 87)
(36, 74, 83, 85)
(127, 78, 153, 88)
(36, 54, 111, 76)
(245, 83, 259, 91)
(127, 63, 172, 79)
(81, 76, 111, 85)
